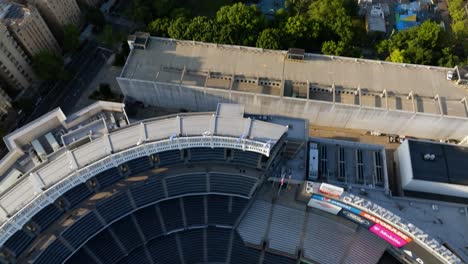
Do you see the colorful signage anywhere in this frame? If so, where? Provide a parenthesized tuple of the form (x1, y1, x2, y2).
(369, 224, 408, 248)
(360, 212, 412, 243)
(318, 183, 344, 198)
(339, 209, 373, 228)
(311, 194, 361, 215)
(307, 198, 342, 215)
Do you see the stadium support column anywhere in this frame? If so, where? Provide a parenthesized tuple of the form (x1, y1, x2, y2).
(131, 214, 147, 243)
(175, 233, 186, 264)
(306, 80, 310, 100)
(83, 245, 104, 264)
(225, 230, 235, 264)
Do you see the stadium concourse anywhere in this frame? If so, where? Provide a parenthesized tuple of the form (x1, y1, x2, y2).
(0, 102, 462, 264)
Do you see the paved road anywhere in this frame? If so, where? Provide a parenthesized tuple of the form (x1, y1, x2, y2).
(26, 40, 112, 122)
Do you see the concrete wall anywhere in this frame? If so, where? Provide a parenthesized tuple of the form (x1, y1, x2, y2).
(117, 77, 468, 140)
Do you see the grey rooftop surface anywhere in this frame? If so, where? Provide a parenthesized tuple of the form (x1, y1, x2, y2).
(408, 139, 468, 186)
(122, 37, 468, 117)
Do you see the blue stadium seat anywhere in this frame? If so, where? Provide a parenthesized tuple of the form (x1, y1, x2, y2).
(96, 192, 133, 223)
(34, 239, 70, 264)
(65, 248, 98, 264)
(165, 173, 207, 197)
(231, 150, 260, 168)
(263, 252, 297, 264)
(230, 231, 261, 264)
(116, 246, 152, 264)
(62, 183, 93, 208)
(207, 195, 247, 226)
(129, 177, 165, 207)
(180, 228, 204, 263)
(157, 150, 182, 166)
(127, 156, 152, 174)
(133, 207, 164, 240)
(206, 227, 230, 262)
(94, 167, 122, 189)
(62, 211, 103, 248)
(182, 195, 205, 227)
(158, 199, 184, 232)
(147, 234, 182, 264)
(86, 229, 125, 264)
(210, 173, 257, 196)
(110, 215, 143, 252)
(189, 147, 225, 162)
(30, 204, 63, 231)
(3, 229, 35, 257)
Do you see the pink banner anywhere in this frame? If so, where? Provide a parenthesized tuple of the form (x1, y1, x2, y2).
(369, 224, 408, 248)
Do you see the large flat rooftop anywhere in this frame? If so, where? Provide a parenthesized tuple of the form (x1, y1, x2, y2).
(408, 139, 468, 186)
(121, 37, 468, 117)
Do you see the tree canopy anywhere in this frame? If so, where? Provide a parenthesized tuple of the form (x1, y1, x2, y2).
(256, 28, 284, 50)
(32, 51, 68, 81)
(63, 24, 80, 53)
(131, 0, 465, 67)
(377, 21, 448, 65)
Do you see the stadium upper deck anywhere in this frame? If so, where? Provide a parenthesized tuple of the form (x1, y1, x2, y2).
(0, 102, 287, 247)
(121, 37, 468, 117)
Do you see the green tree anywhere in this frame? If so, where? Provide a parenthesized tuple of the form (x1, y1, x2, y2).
(284, 15, 310, 39)
(63, 24, 80, 53)
(216, 3, 265, 46)
(185, 16, 217, 42)
(99, 25, 124, 48)
(85, 7, 105, 32)
(388, 49, 407, 63)
(32, 51, 68, 81)
(148, 18, 170, 37)
(377, 21, 447, 65)
(216, 3, 264, 31)
(438, 47, 460, 67)
(168, 17, 189, 39)
(321, 40, 345, 56)
(308, 0, 353, 42)
(256, 28, 284, 50)
(285, 0, 312, 15)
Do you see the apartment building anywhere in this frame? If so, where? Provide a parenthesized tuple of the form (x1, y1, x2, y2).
(27, 0, 81, 39)
(0, 2, 60, 57)
(0, 23, 35, 91)
(0, 85, 12, 116)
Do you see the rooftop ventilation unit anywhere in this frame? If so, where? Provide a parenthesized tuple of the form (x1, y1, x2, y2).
(287, 48, 305, 60)
(128, 32, 150, 50)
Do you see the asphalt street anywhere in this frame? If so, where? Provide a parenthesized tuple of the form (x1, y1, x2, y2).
(27, 40, 113, 122)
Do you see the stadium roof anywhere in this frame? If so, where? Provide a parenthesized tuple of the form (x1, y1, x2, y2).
(121, 37, 468, 117)
(409, 140, 468, 186)
(395, 139, 468, 201)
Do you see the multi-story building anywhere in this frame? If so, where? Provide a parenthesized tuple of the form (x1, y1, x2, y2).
(0, 85, 12, 116)
(0, 2, 60, 58)
(27, 0, 81, 39)
(0, 23, 34, 91)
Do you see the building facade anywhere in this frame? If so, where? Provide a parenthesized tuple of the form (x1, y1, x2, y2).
(27, 0, 81, 39)
(0, 23, 35, 91)
(0, 85, 12, 116)
(0, 3, 60, 57)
